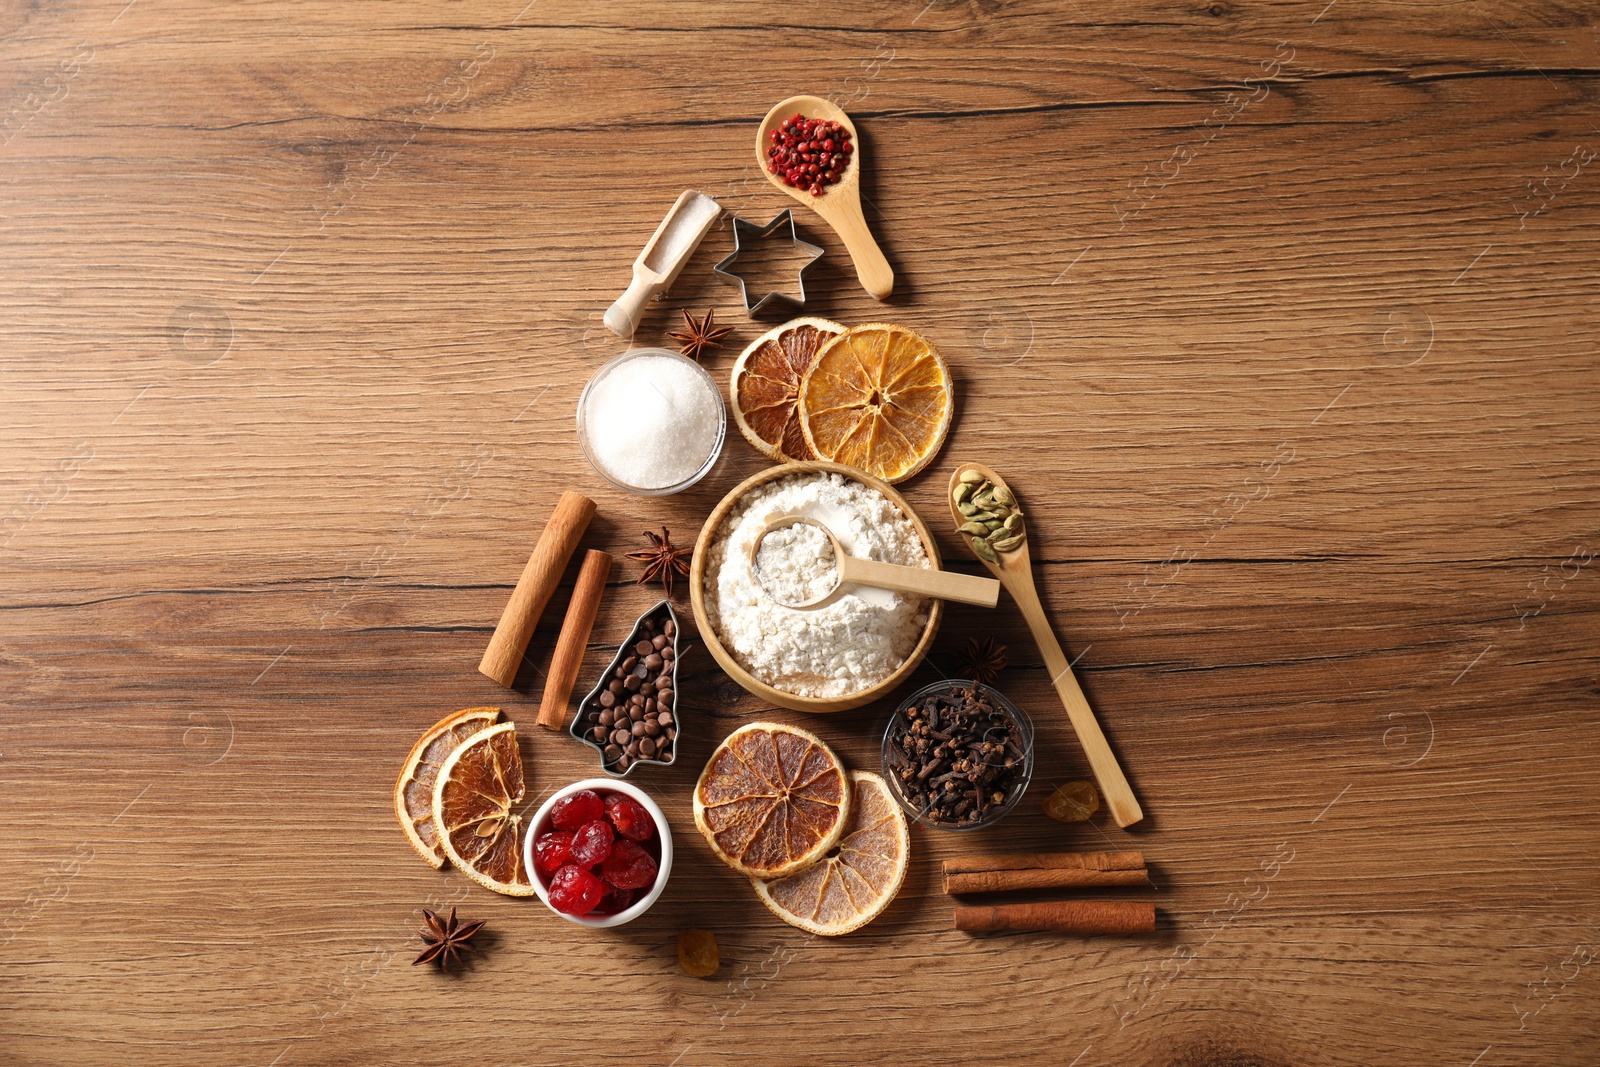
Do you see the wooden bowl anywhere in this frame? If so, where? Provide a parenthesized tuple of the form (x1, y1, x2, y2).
(690, 460, 944, 713)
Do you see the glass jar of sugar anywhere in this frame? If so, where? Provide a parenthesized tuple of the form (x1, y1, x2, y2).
(576, 348, 727, 495)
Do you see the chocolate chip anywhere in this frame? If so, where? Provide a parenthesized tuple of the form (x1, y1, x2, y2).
(644, 698, 657, 715)
(644, 653, 663, 670)
(631, 720, 647, 738)
(633, 662, 650, 679)
(656, 688, 672, 708)
(598, 709, 615, 728)
(611, 728, 631, 746)
(629, 705, 644, 722)
(621, 655, 638, 673)
(604, 743, 622, 761)
(615, 754, 632, 772)
(663, 619, 676, 637)
(658, 711, 674, 727)
(599, 690, 615, 708)
(651, 634, 669, 650)
(644, 720, 661, 737)
(608, 679, 623, 694)
(635, 640, 653, 656)
(624, 674, 641, 692)
(639, 737, 657, 758)
(589, 726, 607, 742)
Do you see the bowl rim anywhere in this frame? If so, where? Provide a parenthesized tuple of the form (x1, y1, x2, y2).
(879, 679, 1035, 831)
(688, 459, 944, 713)
(522, 777, 674, 928)
(575, 347, 727, 496)
(568, 599, 681, 778)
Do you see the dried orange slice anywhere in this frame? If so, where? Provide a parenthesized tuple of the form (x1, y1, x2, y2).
(394, 706, 503, 868)
(693, 722, 852, 880)
(798, 323, 954, 483)
(432, 721, 537, 896)
(752, 771, 909, 936)
(730, 316, 845, 461)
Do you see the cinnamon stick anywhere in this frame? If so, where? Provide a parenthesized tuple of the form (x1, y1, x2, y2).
(954, 901, 1156, 936)
(478, 491, 596, 688)
(943, 867, 1150, 895)
(535, 549, 613, 731)
(943, 850, 1145, 876)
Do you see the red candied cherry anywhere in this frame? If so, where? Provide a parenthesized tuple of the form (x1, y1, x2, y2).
(532, 830, 574, 877)
(548, 864, 604, 916)
(601, 838, 658, 890)
(604, 793, 656, 842)
(569, 818, 614, 867)
(595, 882, 635, 915)
(551, 789, 603, 830)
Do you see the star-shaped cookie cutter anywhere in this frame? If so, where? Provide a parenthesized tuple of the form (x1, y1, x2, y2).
(712, 209, 825, 315)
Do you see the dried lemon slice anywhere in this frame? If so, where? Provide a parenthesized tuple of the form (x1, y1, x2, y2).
(731, 316, 845, 461)
(394, 706, 503, 869)
(693, 722, 851, 880)
(798, 323, 954, 483)
(433, 721, 537, 897)
(752, 771, 909, 936)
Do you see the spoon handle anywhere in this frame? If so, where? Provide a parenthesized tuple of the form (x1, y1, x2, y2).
(825, 194, 893, 300)
(838, 556, 1000, 607)
(1013, 591, 1144, 828)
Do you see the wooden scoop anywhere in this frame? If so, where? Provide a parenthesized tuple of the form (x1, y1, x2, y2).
(755, 96, 893, 300)
(603, 190, 722, 338)
(947, 463, 1144, 828)
(751, 516, 999, 609)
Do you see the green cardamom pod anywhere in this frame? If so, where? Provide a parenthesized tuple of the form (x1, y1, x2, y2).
(993, 487, 1016, 507)
(952, 483, 973, 504)
(971, 536, 998, 563)
(1004, 513, 1024, 532)
(957, 501, 979, 517)
(957, 521, 991, 537)
(959, 469, 985, 485)
(990, 534, 1024, 552)
(983, 519, 1004, 532)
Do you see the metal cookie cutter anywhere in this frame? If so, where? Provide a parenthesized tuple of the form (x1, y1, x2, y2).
(712, 209, 825, 315)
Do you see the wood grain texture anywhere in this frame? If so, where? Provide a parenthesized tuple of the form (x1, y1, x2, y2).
(2, 1, 1598, 1064)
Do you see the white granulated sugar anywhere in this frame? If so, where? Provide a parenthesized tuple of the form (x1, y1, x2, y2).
(754, 520, 838, 606)
(584, 354, 722, 490)
(705, 472, 931, 697)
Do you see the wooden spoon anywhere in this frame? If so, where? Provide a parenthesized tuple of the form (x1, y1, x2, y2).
(755, 95, 893, 300)
(750, 516, 1000, 608)
(947, 462, 1144, 828)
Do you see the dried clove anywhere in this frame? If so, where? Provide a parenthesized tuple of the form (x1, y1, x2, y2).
(886, 683, 1027, 827)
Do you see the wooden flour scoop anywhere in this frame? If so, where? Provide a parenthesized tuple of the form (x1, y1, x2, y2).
(751, 515, 999, 609)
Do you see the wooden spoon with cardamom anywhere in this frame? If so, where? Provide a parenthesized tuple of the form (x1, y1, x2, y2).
(947, 462, 1145, 828)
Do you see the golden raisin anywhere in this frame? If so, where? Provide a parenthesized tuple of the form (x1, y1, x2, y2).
(677, 929, 719, 978)
(1043, 780, 1100, 823)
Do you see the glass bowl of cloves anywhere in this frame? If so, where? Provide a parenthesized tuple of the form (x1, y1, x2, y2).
(880, 679, 1034, 831)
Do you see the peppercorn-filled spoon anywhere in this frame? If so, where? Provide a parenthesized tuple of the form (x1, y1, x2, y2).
(755, 95, 893, 300)
(750, 515, 1000, 608)
(947, 462, 1145, 829)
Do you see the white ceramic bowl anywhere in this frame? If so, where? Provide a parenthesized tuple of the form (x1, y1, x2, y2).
(523, 777, 673, 928)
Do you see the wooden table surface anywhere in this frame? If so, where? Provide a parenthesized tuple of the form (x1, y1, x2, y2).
(4, 2, 1598, 1064)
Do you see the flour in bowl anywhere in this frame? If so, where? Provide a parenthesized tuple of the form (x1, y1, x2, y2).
(703, 472, 931, 698)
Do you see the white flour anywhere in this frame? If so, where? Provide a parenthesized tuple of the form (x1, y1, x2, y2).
(704, 472, 931, 697)
(753, 521, 837, 606)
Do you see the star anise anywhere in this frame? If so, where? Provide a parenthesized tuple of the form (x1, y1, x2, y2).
(668, 308, 734, 360)
(412, 907, 485, 972)
(956, 636, 1008, 685)
(625, 527, 691, 597)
